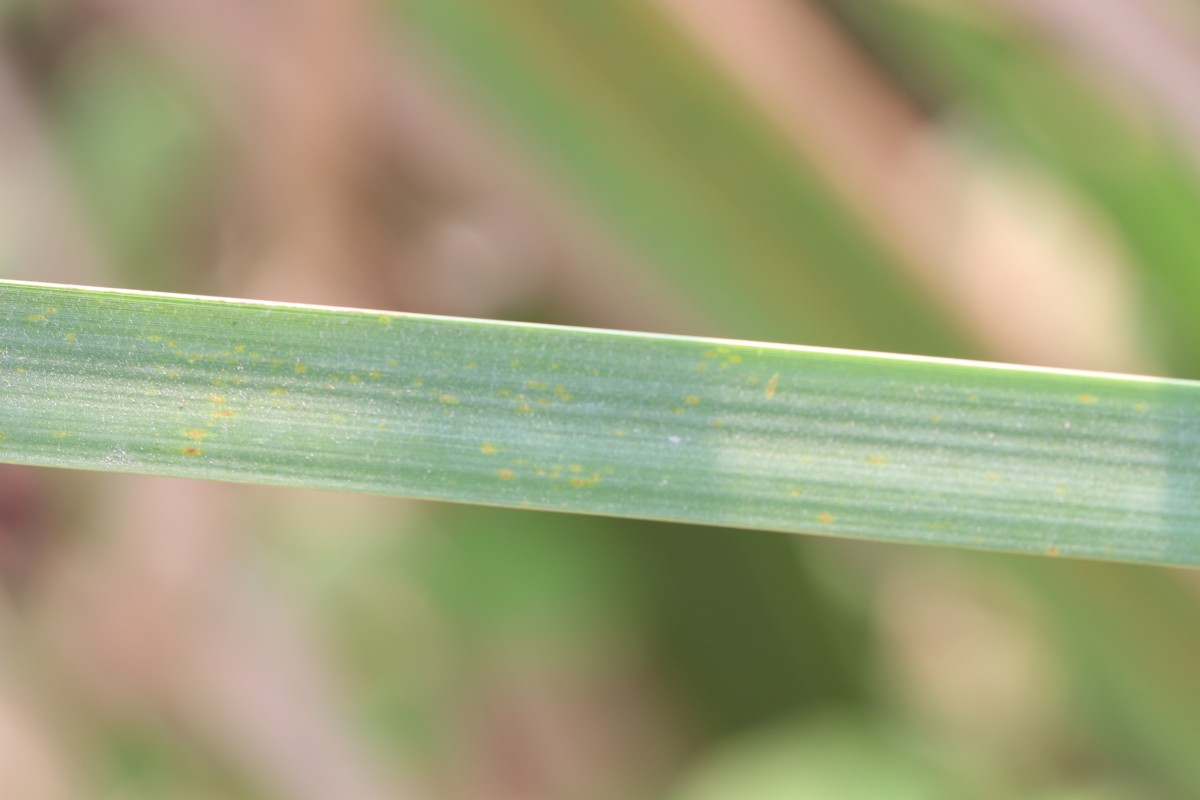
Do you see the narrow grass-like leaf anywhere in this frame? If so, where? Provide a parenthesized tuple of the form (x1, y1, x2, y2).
(2, 280, 1198, 566)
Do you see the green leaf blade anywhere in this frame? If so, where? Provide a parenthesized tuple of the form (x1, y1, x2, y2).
(2, 280, 1197, 566)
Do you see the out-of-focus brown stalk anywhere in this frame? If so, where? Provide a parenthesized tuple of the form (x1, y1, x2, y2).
(656, 0, 1149, 372)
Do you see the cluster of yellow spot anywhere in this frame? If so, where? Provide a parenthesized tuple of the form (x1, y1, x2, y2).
(698, 347, 744, 373)
(672, 394, 703, 414)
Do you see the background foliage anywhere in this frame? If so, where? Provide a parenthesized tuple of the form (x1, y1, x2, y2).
(1, 1, 1199, 798)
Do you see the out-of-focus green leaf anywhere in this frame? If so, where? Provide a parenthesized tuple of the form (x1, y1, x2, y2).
(51, 46, 215, 288)
(396, 0, 965, 353)
(671, 715, 953, 800)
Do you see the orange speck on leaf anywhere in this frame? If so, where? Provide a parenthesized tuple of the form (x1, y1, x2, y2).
(817, 512, 835, 524)
(481, 443, 500, 455)
(497, 468, 515, 480)
(568, 473, 601, 488)
(181, 447, 203, 457)
(867, 454, 888, 466)
(764, 372, 779, 400)
(208, 394, 225, 404)
(439, 394, 459, 405)
(1077, 394, 1097, 405)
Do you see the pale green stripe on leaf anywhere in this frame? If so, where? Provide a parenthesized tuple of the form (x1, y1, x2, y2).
(1, 280, 1198, 566)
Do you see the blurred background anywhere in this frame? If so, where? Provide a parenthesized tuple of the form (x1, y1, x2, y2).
(1, 0, 1200, 797)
